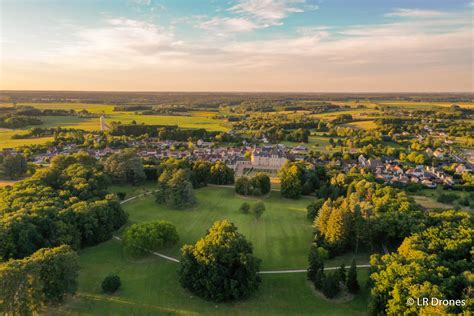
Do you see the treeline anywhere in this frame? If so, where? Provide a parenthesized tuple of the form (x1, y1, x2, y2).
(0, 152, 128, 260)
(235, 173, 271, 196)
(0, 115, 42, 128)
(313, 179, 423, 254)
(108, 123, 230, 142)
(278, 161, 350, 199)
(154, 159, 235, 208)
(369, 210, 473, 315)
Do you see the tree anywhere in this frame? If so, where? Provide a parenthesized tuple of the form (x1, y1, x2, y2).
(279, 163, 302, 199)
(104, 149, 146, 185)
(178, 220, 261, 302)
(337, 263, 347, 284)
(239, 202, 250, 214)
(325, 205, 351, 250)
(123, 221, 179, 257)
(235, 177, 251, 195)
(306, 199, 324, 221)
(0, 152, 128, 261)
(0, 154, 27, 179)
(346, 259, 359, 294)
(0, 245, 79, 315)
(252, 201, 266, 220)
(307, 245, 325, 289)
(155, 169, 195, 208)
(209, 161, 234, 185)
(369, 211, 473, 315)
(251, 173, 271, 195)
(321, 272, 340, 298)
(102, 274, 121, 294)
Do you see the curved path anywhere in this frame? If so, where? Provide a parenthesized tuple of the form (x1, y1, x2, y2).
(116, 189, 371, 274)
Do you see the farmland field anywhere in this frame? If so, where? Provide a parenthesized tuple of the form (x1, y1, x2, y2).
(54, 186, 370, 315)
(343, 120, 378, 130)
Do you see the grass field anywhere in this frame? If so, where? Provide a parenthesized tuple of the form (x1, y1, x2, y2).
(56, 186, 370, 315)
(412, 189, 472, 211)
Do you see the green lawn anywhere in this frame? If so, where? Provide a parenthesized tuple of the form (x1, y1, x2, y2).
(55, 186, 370, 315)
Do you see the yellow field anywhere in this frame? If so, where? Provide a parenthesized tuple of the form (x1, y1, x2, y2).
(344, 120, 378, 130)
(0, 179, 20, 187)
(0, 102, 116, 114)
(310, 109, 380, 121)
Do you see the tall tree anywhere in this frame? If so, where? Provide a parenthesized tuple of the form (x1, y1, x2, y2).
(346, 259, 359, 294)
(104, 149, 146, 185)
(0, 154, 27, 180)
(178, 220, 261, 302)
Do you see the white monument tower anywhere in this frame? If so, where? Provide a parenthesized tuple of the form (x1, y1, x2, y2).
(100, 115, 110, 131)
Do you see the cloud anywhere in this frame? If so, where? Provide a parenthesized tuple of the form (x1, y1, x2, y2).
(229, 0, 317, 25)
(199, 17, 259, 34)
(130, 0, 152, 5)
(2, 7, 472, 92)
(49, 18, 185, 68)
(385, 8, 443, 18)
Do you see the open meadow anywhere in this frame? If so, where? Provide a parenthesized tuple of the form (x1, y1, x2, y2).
(53, 186, 370, 315)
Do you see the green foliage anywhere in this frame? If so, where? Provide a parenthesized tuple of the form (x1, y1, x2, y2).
(306, 199, 324, 221)
(123, 221, 179, 257)
(236, 173, 271, 196)
(337, 263, 346, 284)
(116, 191, 127, 200)
(346, 259, 359, 294)
(239, 202, 250, 214)
(0, 152, 128, 260)
(369, 210, 473, 315)
(101, 274, 121, 294)
(279, 162, 302, 199)
(307, 245, 325, 289)
(209, 161, 235, 185)
(104, 149, 146, 185)
(178, 220, 261, 302)
(279, 162, 328, 199)
(252, 201, 266, 220)
(0, 154, 28, 180)
(314, 179, 424, 252)
(321, 272, 340, 299)
(155, 169, 196, 208)
(0, 245, 79, 315)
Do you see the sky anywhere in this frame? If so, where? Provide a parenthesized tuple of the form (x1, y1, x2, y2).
(0, 0, 473, 92)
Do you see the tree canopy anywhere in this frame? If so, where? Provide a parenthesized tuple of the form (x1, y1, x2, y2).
(178, 220, 261, 302)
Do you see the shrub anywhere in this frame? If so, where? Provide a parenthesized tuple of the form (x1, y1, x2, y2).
(117, 192, 127, 200)
(239, 202, 251, 214)
(252, 201, 266, 220)
(346, 259, 360, 294)
(322, 272, 340, 298)
(123, 221, 179, 257)
(102, 274, 121, 294)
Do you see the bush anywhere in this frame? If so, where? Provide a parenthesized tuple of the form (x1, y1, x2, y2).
(437, 192, 458, 204)
(252, 201, 266, 220)
(102, 274, 121, 293)
(116, 192, 127, 200)
(346, 259, 360, 294)
(239, 202, 251, 214)
(123, 221, 179, 257)
(322, 272, 340, 298)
